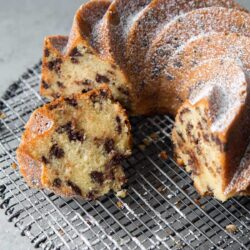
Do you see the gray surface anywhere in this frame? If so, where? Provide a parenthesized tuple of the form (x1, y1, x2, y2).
(0, 0, 249, 249)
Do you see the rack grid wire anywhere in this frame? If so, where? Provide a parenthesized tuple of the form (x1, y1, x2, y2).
(0, 61, 249, 250)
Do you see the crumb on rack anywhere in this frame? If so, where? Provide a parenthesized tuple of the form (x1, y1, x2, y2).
(201, 205, 206, 209)
(0, 111, 6, 119)
(142, 138, 151, 146)
(176, 157, 184, 166)
(157, 185, 168, 194)
(158, 151, 168, 160)
(116, 189, 127, 198)
(225, 224, 238, 234)
(149, 132, 159, 141)
(194, 198, 201, 206)
(11, 162, 17, 169)
(116, 201, 124, 209)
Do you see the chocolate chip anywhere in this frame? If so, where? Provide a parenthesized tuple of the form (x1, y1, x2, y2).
(104, 139, 114, 153)
(81, 79, 92, 85)
(53, 178, 62, 188)
(81, 88, 92, 94)
(52, 93, 61, 99)
(57, 81, 65, 88)
(99, 89, 109, 99)
(95, 74, 110, 83)
(87, 192, 95, 200)
(50, 144, 64, 159)
(90, 171, 104, 185)
(56, 122, 85, 142)
(48, 103, 59, 110)
(106, 154, 125, 169)
(116, 116, 122, 134)
(203, 134, 209, 142)
(90, 93, 98, 103)
(44, 48, 50, 57)
(41, 80, 50, 89)
(179, 108, 190, 123)
(71, 57, 79, 64)
(67, 180, 82, 196)
(65, 97, 78, 107)
(47, 58, 62, 73)
(177, 131, 185, 142)
(107, 170, 115, 180)
(197, 122, 203, 130)
(69, 47, 82, 57)
(68, 129, 85, 142)
(41, 156, 49, 164)
(90, 89, 108, 104)
(56, 122, 72, 134)
(186, 123, 194, 136)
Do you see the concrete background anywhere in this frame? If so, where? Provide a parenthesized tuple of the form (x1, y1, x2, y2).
(0, 0, 249, 249)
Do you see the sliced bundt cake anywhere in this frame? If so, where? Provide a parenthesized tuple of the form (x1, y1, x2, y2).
(17, 86, 132, 199)
(172, 59, 250, 201)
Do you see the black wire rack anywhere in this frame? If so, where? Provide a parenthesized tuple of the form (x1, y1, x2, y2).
(0, 61, 249, 250)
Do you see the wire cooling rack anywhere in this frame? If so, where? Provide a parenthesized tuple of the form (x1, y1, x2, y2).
(0, 62, 249, 250)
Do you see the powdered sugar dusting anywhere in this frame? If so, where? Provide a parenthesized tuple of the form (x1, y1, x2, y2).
(125, 0, 244, 86)
(123, 7, 146, 37)
(148, 7, 250, 83)
(189, 59, 247, 132)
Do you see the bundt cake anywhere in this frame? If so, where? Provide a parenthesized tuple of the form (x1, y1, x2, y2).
(21, 0, 250, 201)
(17, 86, 132, 199)
(172, 58, 250, 201)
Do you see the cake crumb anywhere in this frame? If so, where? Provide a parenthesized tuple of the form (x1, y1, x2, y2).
(116, 201, 124, 209)
(116, 189, 127, 198)
(0, 111, 6, 119)
(194, 198, 201, 206)
(157, 185, 168, 194)
(11, 162, 17, 169)
(176, 157, 184, 166)
(143, 138, 151, 146)
(158, 151, 168, 160)
(225, 224, 238, 234)
(149, 132, 158, 141)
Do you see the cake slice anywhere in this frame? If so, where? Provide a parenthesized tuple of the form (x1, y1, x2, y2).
(172, 59, 250, 201)
(17, 86, 132, 199)
(40, 0, 131, 110)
